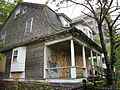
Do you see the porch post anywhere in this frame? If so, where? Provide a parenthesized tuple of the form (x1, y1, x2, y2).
(100, 55, 103, 67)
(100, 55, 103, 77)
(90, 50, 95, 75)
(70, 40, 76, 78)
(96, 53, 99, 76)
(96, 54, 99, 66)
(44, 45, 47, 78)
(82, 46, 87, 77)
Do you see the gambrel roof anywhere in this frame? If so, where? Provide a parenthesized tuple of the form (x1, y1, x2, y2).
(0, 2, 102, 53)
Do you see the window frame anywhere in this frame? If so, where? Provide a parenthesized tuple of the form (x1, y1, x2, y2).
(12, 50, 18, 63)
(22, 7, 27, 15)
(25, 18, 33, 35)
(14, 8, 21, 19)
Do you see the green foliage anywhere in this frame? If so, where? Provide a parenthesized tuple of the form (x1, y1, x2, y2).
(87, 82, 94, 87)
(93, 35, 100, 45)
(77, 74, 84, 78)
(0, 0, 22, 26)
(0, 53, 5, 61)
(95, 80, 107, 86)
(0, 39, 5, 61)
(4, 81, 52, 90)
(106, 45, 111, 56)
(115, 47, 120, 74)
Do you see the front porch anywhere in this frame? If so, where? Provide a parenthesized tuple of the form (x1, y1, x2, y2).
(44, 36, 103, 79)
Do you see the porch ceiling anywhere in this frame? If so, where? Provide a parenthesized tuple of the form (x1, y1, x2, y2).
(48, 40, 70, 52)
(47, 40, 91, 57)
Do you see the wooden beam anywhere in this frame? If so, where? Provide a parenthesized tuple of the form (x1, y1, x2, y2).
(45, 36, 72, 45)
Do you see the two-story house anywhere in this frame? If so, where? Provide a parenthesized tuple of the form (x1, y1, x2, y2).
(0, 2, 103, 83)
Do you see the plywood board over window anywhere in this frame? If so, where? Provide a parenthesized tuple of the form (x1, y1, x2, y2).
(50, 49, 58, 64)
(50, 49, 70, 78)
(59, 51, 69, 78)
(0, 56, 6, 72)
(11, 72, 21, 81)
(75, 53, 83, 76)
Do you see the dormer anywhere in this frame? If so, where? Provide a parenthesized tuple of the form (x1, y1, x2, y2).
(14, 8, 21, 19)
(57, 13, 72, 27)
(71, 19, 94, 40)
(14, 7, 27, 19)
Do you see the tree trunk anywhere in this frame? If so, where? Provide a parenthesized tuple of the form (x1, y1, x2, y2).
(110, 35, 116, 72)
(98, 24, 113, 85)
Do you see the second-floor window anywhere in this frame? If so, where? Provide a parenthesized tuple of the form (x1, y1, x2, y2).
(22, 7, 27, 14)
(25, 18, 33, 34)
(15, 8, 21, 19)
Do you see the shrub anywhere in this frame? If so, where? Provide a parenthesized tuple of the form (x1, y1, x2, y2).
(87, 82, 94, 87)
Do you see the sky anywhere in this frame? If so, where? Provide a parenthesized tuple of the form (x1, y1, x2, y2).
(23, 0, 120, 20)
(23, 0, 85, 19)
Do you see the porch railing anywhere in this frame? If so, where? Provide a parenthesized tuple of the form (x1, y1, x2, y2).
(45, 66, 86, 78)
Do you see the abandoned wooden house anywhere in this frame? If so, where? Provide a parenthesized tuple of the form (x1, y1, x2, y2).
(0, 2, 104, 83)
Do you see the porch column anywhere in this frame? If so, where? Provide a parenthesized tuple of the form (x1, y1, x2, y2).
(90, 50, 95, 75)
(96, 54, 99, 66)
(44, 45, 47, 78)
(99, 55, 103, 78)
(70, 40, 76, 78)
(82, 46, 87, 77)
(96, 53, 99, 76)
(100, 55, 103, 67)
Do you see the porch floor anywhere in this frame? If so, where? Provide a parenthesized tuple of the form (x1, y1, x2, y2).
(45, 78, 87, 83)
(4, 78, 87, 84)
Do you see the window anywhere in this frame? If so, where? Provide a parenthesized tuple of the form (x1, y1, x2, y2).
(64, 20, 69, 27)
(25, 18, 33, 34)
(22, 7, 27, 14)
(83, 28, 87, 34)
(10, 47, 26, 79)
(89, 31, 92, 39)
(15, 9, 21, 19)
(59, 16, 70, 27)
(13, 50, 18, 62)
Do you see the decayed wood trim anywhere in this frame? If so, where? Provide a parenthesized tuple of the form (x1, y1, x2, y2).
(45, 36, 72, 45)
(73, 37, 101, 55)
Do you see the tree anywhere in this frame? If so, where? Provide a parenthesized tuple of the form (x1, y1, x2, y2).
(47, 0, 120, 85)
(0, 0, 22, 26)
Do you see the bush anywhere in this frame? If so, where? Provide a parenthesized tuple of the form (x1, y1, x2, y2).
(87, 82, 94, 87)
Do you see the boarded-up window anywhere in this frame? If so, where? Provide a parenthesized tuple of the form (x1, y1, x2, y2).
(11, 72, 21, 80)
(25, 18, 33, 34)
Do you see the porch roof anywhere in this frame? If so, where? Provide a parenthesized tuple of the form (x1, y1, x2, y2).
(43, 27, 103, 53)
